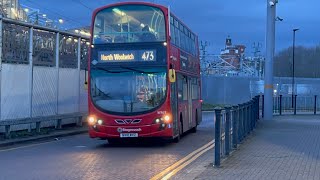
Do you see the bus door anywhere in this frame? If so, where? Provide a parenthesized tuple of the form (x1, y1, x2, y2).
(187, 77, 193, 128)
(170, 82, 179, 136)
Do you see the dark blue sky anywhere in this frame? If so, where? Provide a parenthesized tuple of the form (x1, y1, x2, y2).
(21, 0, 320, 55)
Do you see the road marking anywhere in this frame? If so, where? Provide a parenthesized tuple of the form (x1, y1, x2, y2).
(161, 144, 214, 180)
(150, 140, 214, 180)
(151, 132, 228, 180)
(0, 140, 63, 152)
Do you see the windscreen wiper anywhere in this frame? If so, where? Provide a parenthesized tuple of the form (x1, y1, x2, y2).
(120, 66, 160, 74)
(120, 66, 146, 73)
(93, 67, 128, 73)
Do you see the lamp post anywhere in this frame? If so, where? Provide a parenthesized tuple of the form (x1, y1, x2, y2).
(264, 0, 277, 120)
(292, 28, 299, 108)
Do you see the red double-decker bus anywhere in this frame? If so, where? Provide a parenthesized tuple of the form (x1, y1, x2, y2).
(87, 2, 201, 143)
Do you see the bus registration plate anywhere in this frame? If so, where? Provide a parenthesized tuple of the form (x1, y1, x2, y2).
(120, 133, 138, 138)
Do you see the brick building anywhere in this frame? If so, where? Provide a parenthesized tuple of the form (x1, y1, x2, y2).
(220, 36, 246, 69)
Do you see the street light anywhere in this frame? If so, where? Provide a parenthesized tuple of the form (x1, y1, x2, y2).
(292, 28, 299, 107)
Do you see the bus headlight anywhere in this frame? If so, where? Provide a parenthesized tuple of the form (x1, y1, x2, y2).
(155, 118, 161, 124)
(163, 115, 171, 123)
(97, 119, 103, 125)
(153, 118, 162, 124)
(88, 116, 96, 125)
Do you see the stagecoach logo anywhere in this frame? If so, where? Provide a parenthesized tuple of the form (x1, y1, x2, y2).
(117, 128, 142, 133)
(117, 127, 123, 133)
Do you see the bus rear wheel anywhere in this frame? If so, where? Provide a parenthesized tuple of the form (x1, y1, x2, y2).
(191, 111, 198, 133)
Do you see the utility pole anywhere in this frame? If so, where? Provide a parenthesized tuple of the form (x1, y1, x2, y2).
(252, 42, 262, 77)
(264, 0, 277, 120)
(200, 41, 208, 74)
(292, 28, 299, 107)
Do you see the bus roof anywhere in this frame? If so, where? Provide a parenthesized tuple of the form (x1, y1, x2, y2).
(92, 2, 167, 17)
(91, 1, 198, 39)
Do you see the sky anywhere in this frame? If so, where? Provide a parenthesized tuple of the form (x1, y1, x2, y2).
(20, 0, 320, 56)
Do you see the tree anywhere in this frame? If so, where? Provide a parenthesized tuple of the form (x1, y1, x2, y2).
(274, 45, 320, 78)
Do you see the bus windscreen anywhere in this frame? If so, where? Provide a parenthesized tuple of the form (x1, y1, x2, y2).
(93, 5, 166, 44)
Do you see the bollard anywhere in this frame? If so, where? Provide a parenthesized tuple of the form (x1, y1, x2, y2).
(249, 101, 253, 132)
(252, 98, 255, 129)
(254, 97, 258, 128)
(214, 108, 222, 167)
(279, 95, 282, 115)
(250, 101, 253, 131)
(238, 104, 243, 142)
(246, 103, 250, 135)
(241, 103, 246, 139)
(262, 95, 264, 118)
(232, 105, 239, 149)
(242, 104, 246, 140)
(241, 104, 246, 140)
(256, 96, 260, 124)
(242, 103, 247, 140)
(251, 100, 254, 131)
(314, 95, 317, 115)
(248, 102, 251, 133)
(257, 95, 260, 120)
(292, 94, 294, 108)
(225, 106, 231, 156)
(294, 95, 297, 115)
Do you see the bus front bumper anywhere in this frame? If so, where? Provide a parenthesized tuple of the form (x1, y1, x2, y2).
(88, 123, 174, 139)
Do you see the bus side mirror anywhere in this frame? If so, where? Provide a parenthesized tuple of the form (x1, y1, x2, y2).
(84, 70, 88, 90)
(169, 69, 176, 83)
(84, 81, 88, 90)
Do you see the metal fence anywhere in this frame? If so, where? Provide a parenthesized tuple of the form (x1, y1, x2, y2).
(272, 95, 320, 115)
(0, 16, 90, 132)
(201, 75, 320, 106)
(214, 96, 260, 167)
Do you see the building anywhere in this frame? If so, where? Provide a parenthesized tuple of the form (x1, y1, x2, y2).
(67, 26, 91, 37)
(220, 36, 246, 69)
(0, 0, 70, 31)
(0, 0, 27, 21)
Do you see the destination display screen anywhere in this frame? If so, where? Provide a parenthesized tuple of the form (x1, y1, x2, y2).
(98, 49, 157, 62)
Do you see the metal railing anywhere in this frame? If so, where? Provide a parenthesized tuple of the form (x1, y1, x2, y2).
(214, 95, 260, 167)
(0, 112, 87, 139)
(271, 95, 319, 115)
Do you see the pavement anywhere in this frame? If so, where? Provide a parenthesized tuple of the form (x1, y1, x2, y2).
(0, 126, 88, 148)
(173, 115, 320, 180)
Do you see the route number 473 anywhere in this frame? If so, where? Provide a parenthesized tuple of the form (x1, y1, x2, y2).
(142, 51, 154, 61)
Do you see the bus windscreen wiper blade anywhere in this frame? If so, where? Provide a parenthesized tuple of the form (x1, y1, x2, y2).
(120, 66, 160, 74)
(120, 66, 146, 73)
(93, 67, 128, 73)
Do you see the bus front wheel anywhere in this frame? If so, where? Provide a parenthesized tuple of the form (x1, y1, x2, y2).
(173, 116, 183, 143)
